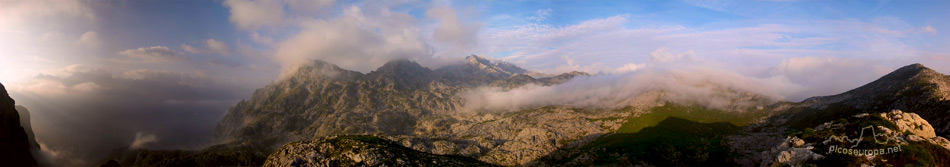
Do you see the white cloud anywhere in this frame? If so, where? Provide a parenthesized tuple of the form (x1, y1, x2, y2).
(614, 63, 646, 73)
(284, 0, 335, 15)
(0, 0, 95, 29)
(76, 31, 101, 49)
(181, 44, 200, 54)
(770, 56, 892, 100)
(129, 132, 159, 149)
(526, 8, 552, 22)
(921, 26, 937, 35)
(249, 32, 275, 45)
(461, 64, 802, 112)
(182, 39, 232, 56)
(223, 0, 285, 31)
(274, 5, 434, 74)
(650, 48, 697, 63)
(117, 46, 188, 63)
(427, 5, 481, 49)
(205, 39, 231, 55)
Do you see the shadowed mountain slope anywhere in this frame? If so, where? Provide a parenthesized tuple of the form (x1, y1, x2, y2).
(0, 82, 38, 166)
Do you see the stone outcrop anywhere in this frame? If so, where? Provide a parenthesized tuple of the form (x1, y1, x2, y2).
(761, 136, 824, 166)
(263, 135, 493, 167)
(763, 110, 950, 166)
(881, 110, 950, 150)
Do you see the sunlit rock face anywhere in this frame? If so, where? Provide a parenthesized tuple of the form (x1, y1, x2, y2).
(0, 82, 38, 166)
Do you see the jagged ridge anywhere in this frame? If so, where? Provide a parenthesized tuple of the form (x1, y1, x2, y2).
(212, 55, 583, 151)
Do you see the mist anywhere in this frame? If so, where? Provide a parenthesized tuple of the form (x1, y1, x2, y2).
(461, 63, 803, 112)
(8, 67, 248, 166)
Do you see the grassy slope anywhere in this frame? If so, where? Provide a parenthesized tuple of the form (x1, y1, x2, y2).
(550, 103, 771, 166)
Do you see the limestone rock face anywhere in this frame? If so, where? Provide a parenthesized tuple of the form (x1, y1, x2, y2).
(0, 82, 38, 166)
(212, 56, 598, 165)
(763, 111, 950, 166)
(881, 109, 936, 138)
(263, 135, 493, 167)
(879, 110, 950, 150)
(763, 137, 824, 166)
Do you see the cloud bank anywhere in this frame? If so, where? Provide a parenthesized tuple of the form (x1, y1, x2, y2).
(461, 63, 802, 112)
(9, 66, 245, 166)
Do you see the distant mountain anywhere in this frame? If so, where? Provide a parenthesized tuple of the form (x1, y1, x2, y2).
(16, 106, 39, 150)
(0, 82, 38, 166)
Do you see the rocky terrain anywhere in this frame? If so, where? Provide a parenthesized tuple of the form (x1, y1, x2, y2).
(108, 61, 950, 166)
(798, 63, 950, 137)
(0, 82, 38, 166)
(212, 55, 587, 149)
(264, 135, 493, 166)
(209, 56, 597, 164)
(727, 63, 950, 166)
(759, 110, 950, 166)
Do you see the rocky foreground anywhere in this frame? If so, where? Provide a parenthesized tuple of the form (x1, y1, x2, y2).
(264, 135, 494, 166)
(760, 110, 950, 166)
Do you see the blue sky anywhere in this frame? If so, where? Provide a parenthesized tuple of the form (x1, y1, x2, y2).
(1, 0, 948, 165)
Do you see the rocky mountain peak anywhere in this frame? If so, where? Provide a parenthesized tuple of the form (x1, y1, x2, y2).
(878, 63, 938, 82)
(372, 59, 433, 77)
(287, 60, 363, 82)
(464, 55, 493, 66)
(802, 63, 947, 104)
(461, 55, 526, 75)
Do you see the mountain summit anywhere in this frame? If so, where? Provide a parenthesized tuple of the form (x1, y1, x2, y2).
(212, 56, 576, 150)
(800, 63, 950, 136)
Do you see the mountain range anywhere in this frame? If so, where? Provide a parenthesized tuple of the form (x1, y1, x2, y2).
(98, 56, 950, 166)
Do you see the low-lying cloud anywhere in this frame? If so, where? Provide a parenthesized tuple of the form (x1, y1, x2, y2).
(461, 63, 803, 112)
(9, 66, 244, 166)
(116, 46, 189, 63)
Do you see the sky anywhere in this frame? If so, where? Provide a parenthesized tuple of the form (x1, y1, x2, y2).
(0, 0, 948, 166)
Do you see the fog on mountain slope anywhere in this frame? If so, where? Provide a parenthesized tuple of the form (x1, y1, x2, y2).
(462, 63, 801, 112)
